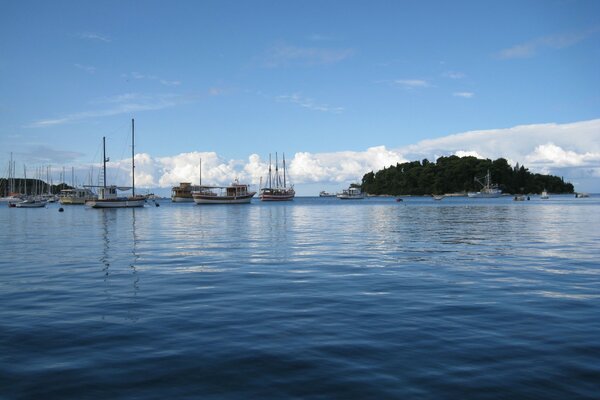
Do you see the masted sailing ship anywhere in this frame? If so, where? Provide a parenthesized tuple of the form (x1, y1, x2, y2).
(259, 153, 295, 201)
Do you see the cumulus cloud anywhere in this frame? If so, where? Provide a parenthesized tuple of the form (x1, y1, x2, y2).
(79, 119, 600, 193)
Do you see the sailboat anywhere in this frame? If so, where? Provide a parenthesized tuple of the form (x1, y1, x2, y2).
(191, 158, 256, 204)
(85, 119, 146, 208)
(259, 153, 295, 201)
(1, 152, 22, 204)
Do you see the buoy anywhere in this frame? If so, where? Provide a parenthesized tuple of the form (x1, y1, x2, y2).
(155, 202, 160, 207)
(58, 207, 64, 212)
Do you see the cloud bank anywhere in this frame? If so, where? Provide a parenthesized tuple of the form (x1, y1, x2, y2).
(90, 119, 600, 193)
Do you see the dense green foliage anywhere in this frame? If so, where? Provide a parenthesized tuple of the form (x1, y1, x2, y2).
(361, 156, 574, 195)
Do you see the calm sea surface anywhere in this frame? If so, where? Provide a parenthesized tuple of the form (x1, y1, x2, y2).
(1, 195, 599, 399)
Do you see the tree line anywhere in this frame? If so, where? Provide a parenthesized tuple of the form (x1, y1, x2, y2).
(361, 156, 574, 196)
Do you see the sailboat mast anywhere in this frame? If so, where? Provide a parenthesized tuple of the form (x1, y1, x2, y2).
(199, 157, 202, 186)
(102, 136, 107, 189)
(131, 118, 135, 197)
(275, 152, 279, 188)
(283, 153, 286, 188)
(268, 153, 272, 189)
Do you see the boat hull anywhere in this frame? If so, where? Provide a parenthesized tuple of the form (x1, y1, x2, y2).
(85, 198, 145, 208)
(259, 194, 295, 201)
(467, 192, 502, 198)
(171, 196, 194, 203)
(15, 200, 47, 208)
(193, 193, 255, 204)
(337, 195, 364, 200)
(60, 197, 92, 205)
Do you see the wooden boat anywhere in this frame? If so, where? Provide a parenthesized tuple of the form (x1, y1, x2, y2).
(259, 153, 295, 201)
(59, 188, 97, 205)
(192, 180, 255, 204)
(171, 182, 203, 202)
(85, 119, 145, 208)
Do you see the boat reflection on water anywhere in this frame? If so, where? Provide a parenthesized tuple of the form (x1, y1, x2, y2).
(98, 208, 141, 322)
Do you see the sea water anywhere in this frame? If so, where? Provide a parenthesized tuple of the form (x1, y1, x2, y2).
(1, 196, 599, 399)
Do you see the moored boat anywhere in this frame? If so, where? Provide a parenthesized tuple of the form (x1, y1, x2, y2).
(467, 170, 502, 198)
(15, 197, 47, 208)
(59, 188, 97, 205)
(259, 153, 295, 201)
(85, 119, 145, 209)
(319, 191, 336, 197)
(192, 180, 255, 204)
(171, 182, 202, 202)
(337, 186, 364, 200)
(540, 190, 549, 199)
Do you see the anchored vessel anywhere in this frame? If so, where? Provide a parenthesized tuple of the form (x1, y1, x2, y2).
(85, 119, 145, 208)
(171, 182, 203, 202)
(192, 179, 256, 204)
(319, 191, 336, 197)
(259, 153, 295, 201)
(337, 185, 365, 200)
(467, 170, 502, 198)
(59, 188, 97, 205)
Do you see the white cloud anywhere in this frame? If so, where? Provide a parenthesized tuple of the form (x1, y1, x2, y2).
(124, 72, 182, 86)
(74, 119, 600, 193)
(277, 93, 344, 113)
(75, 63, 96, 74)
(28, 93, 190, 128)
(265, 43, 354, 67)
(394, 79, 430, 88)
(78, 32, 110, 42)
(453, 92, 474, 98)
(495, 28, 597, 59)
(443, 71, 465, 79)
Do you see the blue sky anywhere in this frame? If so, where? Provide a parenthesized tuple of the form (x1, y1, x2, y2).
(1, 0, 599, 194)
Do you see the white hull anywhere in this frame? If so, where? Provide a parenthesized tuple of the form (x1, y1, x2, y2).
(15, 200, 47, 208)
(193, 195, 254, 204)
(337, 195, 364, 200)
(86, 198, 145, 208)
(467, 191, 502, 198)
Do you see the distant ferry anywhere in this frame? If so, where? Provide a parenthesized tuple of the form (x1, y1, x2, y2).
(467, 170, 502, 198)
(337, 186, 365, 200)
(171, 182, 203, 202)
(192, 180, 255, 204)
(319, 191, 336, 197)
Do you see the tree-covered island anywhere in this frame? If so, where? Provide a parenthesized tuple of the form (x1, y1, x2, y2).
(361, 156, 574, 196)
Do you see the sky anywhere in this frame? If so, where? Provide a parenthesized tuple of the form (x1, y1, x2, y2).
(1, 0, 599, 195)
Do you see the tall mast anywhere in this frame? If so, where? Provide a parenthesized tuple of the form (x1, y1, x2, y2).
(199, 157, 202, 186)
(9, 152, 13, 194)
(102, 136, 107, 189)
(283, 153, 286, 188)
(132, 118, 136, 197)
(268, 153, 272, 189)
(275, 152, 279, 188)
